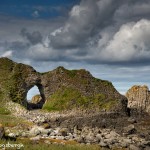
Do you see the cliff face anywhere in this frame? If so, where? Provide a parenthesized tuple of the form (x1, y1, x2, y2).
(0, 57, 127, 114)
(126, 85, 150, 113)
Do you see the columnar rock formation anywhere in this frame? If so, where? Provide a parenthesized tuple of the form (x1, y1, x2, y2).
(126, 85, 150, 113)
(0, 57, 127, 114)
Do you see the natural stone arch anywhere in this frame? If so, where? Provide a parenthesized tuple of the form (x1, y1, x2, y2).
(26, 83, 46, 110)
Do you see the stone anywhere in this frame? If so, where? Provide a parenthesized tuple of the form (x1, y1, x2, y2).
(0, 58, 127, 115)
(126, 85, 150, 113)
(129, 144, 140, 150)
(99, 141, 108, 147)
(96, 134, 102, 141)
(30, 136, 41, 141)
(123, 124, 137, 135)
(44, 140, 51, 144)
(58, 128, 68, 136)
(85, 134, 95, 143)
(8, 133, 16, 138)
(128, 118, 137, 124)
(42, 123, 51, 129)
(29, 126, 46, 136)
(75, 136, 85, 143)
(0, 124, 4, 139)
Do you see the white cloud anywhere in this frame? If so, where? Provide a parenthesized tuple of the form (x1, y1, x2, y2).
(1, 50, 13, 58)
(98, 19, 150, 61)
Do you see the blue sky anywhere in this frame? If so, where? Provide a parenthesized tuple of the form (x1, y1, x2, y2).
(0, 0, 80, 18)
(1, 0, 150, 99)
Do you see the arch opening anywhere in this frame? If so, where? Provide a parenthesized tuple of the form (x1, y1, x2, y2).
(26, 84, 45, 110)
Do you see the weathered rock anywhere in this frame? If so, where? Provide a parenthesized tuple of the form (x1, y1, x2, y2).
(29, 126, 48, 136)
(0, 57, 43, 107)
(0, 124, 4, 139)
(129, 144, 140, 150)
(123, 124, 137, 135)
(29, 94, 44, 109)
(42, 66, 128, 114)
(8, 133, 17, 138)
(0, 57, 127, 115)
(58, 128, 68, 136)
(126, 85, 150, 114)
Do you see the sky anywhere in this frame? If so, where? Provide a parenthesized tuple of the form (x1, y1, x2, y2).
(1, 0, 150, 99)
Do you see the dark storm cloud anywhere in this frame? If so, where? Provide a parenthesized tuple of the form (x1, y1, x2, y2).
(44, 0, 150, 65)
(49, 0, 122, 49)
(1, 0, 150, 66)
(20, 28, 43, 45)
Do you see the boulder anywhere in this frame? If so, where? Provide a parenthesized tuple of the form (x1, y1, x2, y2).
(126, 85, 150, 114)
(30, 95, 42, 104)
(123, 124, 137, 135)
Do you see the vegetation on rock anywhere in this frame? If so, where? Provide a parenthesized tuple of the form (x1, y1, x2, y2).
(0, 57, 127, 114)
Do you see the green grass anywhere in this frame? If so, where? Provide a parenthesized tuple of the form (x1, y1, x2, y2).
(0, 104, 32, 127)
(0, 114, 33, 127)
(43, 87, 118, 112)
(0, 107, 11, 115)
(0, 139, 101, 150)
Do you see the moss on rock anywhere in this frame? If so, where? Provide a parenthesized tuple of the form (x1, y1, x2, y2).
(0, 57, 127, 115)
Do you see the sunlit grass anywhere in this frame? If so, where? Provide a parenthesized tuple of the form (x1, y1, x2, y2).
(0, 139, 102, 150)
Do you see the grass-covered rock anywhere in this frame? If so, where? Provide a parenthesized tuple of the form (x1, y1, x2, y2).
(42, 67, 127, 114)
(0, 57, 41, 107)
(0, 57, 127, 114)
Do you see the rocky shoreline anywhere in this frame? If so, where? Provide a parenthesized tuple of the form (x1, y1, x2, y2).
(2, 102, 150, 150)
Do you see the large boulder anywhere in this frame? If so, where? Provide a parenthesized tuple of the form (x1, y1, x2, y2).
(126, 85, 150, 113)
(29, 94, 44, 109)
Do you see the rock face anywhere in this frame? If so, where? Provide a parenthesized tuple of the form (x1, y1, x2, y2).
(126, 85, 150, 113)
(0, 57, 44, 107)
(0, 57, 127, 114)
(42, 67, 127, 114)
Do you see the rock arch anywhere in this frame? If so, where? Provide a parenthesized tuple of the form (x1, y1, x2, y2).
(26, 83, 46, 110)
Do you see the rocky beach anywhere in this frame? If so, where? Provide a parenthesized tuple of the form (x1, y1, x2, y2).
(0, 58, 150, 150)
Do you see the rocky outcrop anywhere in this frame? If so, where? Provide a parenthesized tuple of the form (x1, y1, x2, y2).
(0, 57, 127, 114)
(41, 67, 127, 114)
(0, 57, 44, 107)
(126, 85, 150, 114)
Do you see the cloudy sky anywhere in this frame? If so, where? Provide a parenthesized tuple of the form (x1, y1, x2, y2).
(1, 0, 150, 98)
